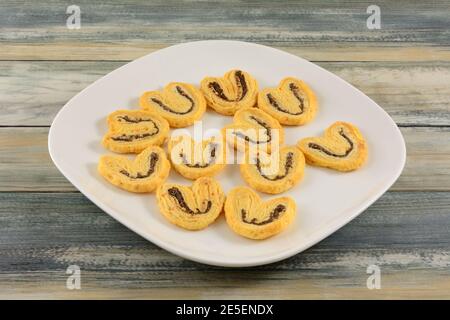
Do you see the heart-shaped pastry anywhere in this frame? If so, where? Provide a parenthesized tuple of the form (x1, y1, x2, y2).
(222, 107, 284, 154)
(200, 69, 258, 116)
(297, 121, 367, 171)
(98, 145, 170, 193)
(168, 134, 226, 180)
(225, 187, 296, 240)
(258, 77, 317, 125)
(157, 177, 225, 230)
(139, 82, 206, 128)
(102, 110, 170, 154)
(240, 146, 305, 194)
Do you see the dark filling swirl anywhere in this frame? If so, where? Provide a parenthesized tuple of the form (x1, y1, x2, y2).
(179, 143, 218, 168)
(208, 70, 248, 102)
(150, 86, 195, 115)
(117, 115, 153, 123)
(167, 187, 212, 215)
(233, 116, 272, 144)
(241, 204, 286, 225)
(308, 128, 354, 158)
(111, 133, 154, 142)
(266, 83, 305, 116)
(120, 152, 159, 179)
(111, 119, 160, 142)
(255, 152, 293, 181)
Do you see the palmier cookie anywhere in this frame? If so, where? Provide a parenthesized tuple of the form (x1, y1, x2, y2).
(258, 77, 317, 125)
(139, 82, 206, 128)
(98, 145, 170, 193)
(240, 146, 305, 194)
(222, 107, 284, 154)
(297, 121, 367, 171)
(200, 69, 258, 116)
(102, 110, 170, 154)
(157, 177, 225, 230)
(225, 187, 296, 240)
(168, 135, 226, 180)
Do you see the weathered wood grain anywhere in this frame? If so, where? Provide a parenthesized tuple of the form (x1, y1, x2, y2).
(0, 191, 448, 299)
(0, 128, 70, 192)
(1, 0, 449, 62)
(1, 61, 449, 126)
(1, 191, 449, 252)
(0, 271, 449, 299)
(1, 0, 449, 300)
(3, 43, 450, 62)
(0, 127, 449, 192)
(398, 127, 450, 191)
(1, 0, 448, 46)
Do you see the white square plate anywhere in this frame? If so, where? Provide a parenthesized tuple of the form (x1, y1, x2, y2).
(49, 40, 406, 267)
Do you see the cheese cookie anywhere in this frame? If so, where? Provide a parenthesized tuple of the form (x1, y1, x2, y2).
(168, 135, 226, 180)
(98, 145, 170, 193)
(200, 69, 258, 116)
(157, 177, 225, 230)
(258, 77, 317, 125)
(224, 187, 296, 240)
(240, 146, 305, 194)
(139, 82, 206, 128)
(223, 107, 284, 154)
(102, 110, 170, 154)
(297, 121, 367, 171)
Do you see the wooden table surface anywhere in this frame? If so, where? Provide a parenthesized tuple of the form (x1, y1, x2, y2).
(1, 0, 449, 299)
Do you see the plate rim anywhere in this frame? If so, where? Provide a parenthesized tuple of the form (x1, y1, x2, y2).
(48, 40, 407, 267)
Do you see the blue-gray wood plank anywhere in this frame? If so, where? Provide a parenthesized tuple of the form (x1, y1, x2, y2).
(1, 0, 449, 44)
(0, 192, 449, 298)
(0, 0, 449, 298)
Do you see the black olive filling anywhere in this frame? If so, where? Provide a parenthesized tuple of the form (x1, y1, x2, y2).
(150, 86, 195, 115)
(241, 204, 286, 225)
(308, 129, 354, 158)
(167, 187, 212, 215)
(120, 152, 159, 179)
